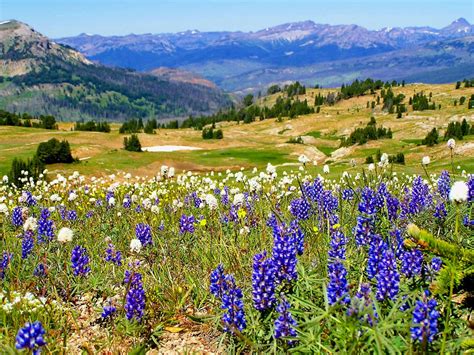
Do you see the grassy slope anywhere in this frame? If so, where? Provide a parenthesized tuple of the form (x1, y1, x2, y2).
(0, 83, 473, 178)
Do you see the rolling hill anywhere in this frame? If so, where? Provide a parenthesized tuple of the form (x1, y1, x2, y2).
(58, 18, 474, 92)
(0, 20, 232, 121)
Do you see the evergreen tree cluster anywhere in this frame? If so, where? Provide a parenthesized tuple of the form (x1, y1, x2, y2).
(284, 82, 306, 97)
(8, 138, 75, 187)
(181, 96, 314, 129)
(444, 119, 474, 140)
(409, 92, 436, 111)
(8, 156, 44, 188)
(144, 118, 158, 134)
(123, 134, 142, 152)
(202, 127, 223, 140)
(341, 117, 392, 146)
(455, 78, 474, 89)
(340, 78, 403, 100)
(0, 110, 57, 129)
(267, 85, 282, 95)
(381, 88, 406, 114)
(119, 119, 144, 133)
(74, 121, 111, 133)
(314, 92, 339, 107)
(36, 138, 75, 164)
(421, 128, 439, 146)
(366, 150, 404, 165)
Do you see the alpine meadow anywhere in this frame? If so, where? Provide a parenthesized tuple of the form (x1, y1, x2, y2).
(0, 2, 473, 354)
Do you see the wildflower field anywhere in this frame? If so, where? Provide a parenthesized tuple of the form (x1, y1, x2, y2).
(0, 156, 473, 353)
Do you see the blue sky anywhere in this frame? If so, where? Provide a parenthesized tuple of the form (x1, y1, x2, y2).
(1, 0, 472, 37)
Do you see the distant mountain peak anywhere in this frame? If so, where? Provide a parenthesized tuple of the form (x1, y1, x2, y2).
(452, 17, 470, 25)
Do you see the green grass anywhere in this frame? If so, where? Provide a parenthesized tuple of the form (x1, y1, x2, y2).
(317, 146, 337, 157)
(401, 139, 422, 145)
(186, 148, 290, 167)
(305, 131, 321, 139)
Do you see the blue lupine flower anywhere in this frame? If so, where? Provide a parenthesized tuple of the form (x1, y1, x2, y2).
(0, 251, 12, 280)
(11, 206, 23, 228)
(320, 190, 339, 224)
(105, 243, 122, 265)
(468, 174, 474, 204)
(463, 215, 474, 227)
(15, 321, 46, 355)
(22, 191, 37, 206)
(391, 229, 405, 259)
(401, 249, 424, 278)
(101, 305, 117, 320)
(71, 245, 91, 277)
(270, 217, 298, 284)
(376, 249, 400, 301)
(67, 210, 78, 221)
(125, 271, 146, 322)
(425, 257, 442, 280)
(221, 187, 229, 205)
(367, 234, 386, 280)
(354, 215, 374, 247)
(135, 223, 152, 247)
(409, 176, 432, 215)
(252, 251, 276, 311)
(123, 269, 142, 285)
(327, 228, 350, 305)
(123, 194, 132, 208)
(437, 170, 451, 200)
(221, 276, 246, 333)
(289, 198, 311, 220)
(328, 229, 347, 260)
(58, 206, 67, 220)
(274, 297, 298, 345)
(342, 188, 354, 201)
(386, 194, 400, 221)
(304, 177, 324, 202)
(22, 230, 35, 259)
(327, 261, 350, 305)
(34, 263, 46, 277)
(411, 291, 439, 343)
(287, 220, 305, 256)
(38, 209, 54, 243)
(430, 257, 442, 272)
(210, 264, 230, 299)
(179, 214, 195, 234)
(359, 187, 378, 215)
(85, 211, 94, 219)
(434, 202, 447, 220)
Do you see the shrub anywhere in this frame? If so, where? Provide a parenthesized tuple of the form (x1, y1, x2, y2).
(36, 138, 74, 164)
(287, 136, 304, 144)
(123, 134, 142, 152)
(8, 156, 44, 187)
(422, 128, 439, 146)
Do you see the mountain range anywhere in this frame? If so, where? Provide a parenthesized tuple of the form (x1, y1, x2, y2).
(58, 18, 474, 92)
(0, 20, 231, 121)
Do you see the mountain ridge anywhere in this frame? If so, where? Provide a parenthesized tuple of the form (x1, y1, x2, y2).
(0, 20, 232, 120)
(56, 18, 474, 92)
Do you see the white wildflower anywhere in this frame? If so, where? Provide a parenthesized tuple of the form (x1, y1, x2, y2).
(23, 217, 38, 232)
(447, 138, 456, 149)
(449, 181, 469, 203)
(205, 194, 218, 210)
(422, 156, 430, 166)
(130, 238, 142, 253)
(57, 227, 73, 243)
